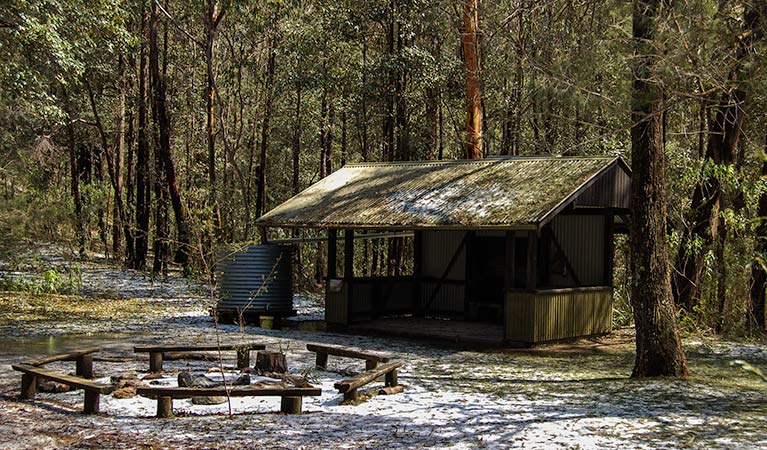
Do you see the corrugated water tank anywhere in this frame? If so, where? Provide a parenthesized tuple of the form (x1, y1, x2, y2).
(217, 244, 295, 321)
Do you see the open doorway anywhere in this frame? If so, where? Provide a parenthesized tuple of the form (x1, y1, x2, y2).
(467, 235, 505, 323)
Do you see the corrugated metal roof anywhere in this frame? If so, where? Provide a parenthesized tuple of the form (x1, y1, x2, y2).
(257, 156, 627, 230)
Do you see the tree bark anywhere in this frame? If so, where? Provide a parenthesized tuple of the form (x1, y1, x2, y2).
(630, 0, 688, 378)
(462, 0, 482, 159)
(150, 0, 190, 268)
(256, 41, 275, 219)
(292, 82, 302, 196)
(206, 0, 224, 236)
(749, 128, 767, 333)
(134, 6, 151, 270)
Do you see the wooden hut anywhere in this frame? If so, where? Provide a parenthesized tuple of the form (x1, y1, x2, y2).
(256, 156, 631, 346)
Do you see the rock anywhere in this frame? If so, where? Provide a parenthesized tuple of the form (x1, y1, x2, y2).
(111, 372, 138, 383)
(178, 372, 220, 388)
(142, 372, 164, 380)
(38, 381, 71, 393)
(232, 374, 250, 386)
(191, 396, 228, 405)
(112, 386, 137, 399)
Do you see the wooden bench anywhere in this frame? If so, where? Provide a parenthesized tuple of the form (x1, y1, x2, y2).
(12, 363, 115, 414)
(23, 346, 101, 379)
(134, 343, 266, 372)
(136, 385, 322, 417)
(306, 343, 390, 371)
(333, 361, 403, 402)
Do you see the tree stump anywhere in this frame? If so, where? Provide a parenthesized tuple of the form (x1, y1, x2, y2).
(255, 351, 287, 374)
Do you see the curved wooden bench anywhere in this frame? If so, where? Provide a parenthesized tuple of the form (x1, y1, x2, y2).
(23, 346, 101, 379)
(306, 343, 390, 371)
(12, 363, 114, 414)
(136, 385, 322, 417)
(134, 343, 266, 372)
(333, 361, 403, 402)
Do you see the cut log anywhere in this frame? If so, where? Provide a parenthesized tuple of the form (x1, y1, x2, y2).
(306, 343, 390, 363)
(255, 351, 287, 374)
(333, 362, 403, 393)
(378, 385, 405, 395)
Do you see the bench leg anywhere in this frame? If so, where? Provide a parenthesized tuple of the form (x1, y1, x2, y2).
(385, 370, 398, 387)
(315, 352, 328, 370)
(157, 396, 173, 418)
(149, 352, 163, 373)
(236, 348, 250, 369)
(76, 354, 94, 379)
(365, 360, 378, 371)
(84, 390, 100, 414)
(280, 396, 303, 414)
(21, 374, 37, 399)
(343, 389, 358, 402)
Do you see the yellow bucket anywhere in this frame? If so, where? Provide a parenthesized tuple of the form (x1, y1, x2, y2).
(259, 315, 274, 329)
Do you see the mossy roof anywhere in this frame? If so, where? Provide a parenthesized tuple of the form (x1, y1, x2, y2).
(256, 156, 627, 230)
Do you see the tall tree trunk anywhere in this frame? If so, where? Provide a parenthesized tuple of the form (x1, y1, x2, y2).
(292, 82, 302, 196)
(256, 41, 275, 219)
(124, 62, 136, 264)
(462, 0, 482, 159)
(383, 1, 395, 162)
(112, 56, 127, 256)
(341, 111, 347, 166)
(85, 79, 131, 265)
(630, 0, 688, 378)
(63, 95, 86, 258)
(134, 7, 151, 270)
(206, 0, 224, 236)
(361, 32, 369, 162)
(149, 0, 190, 267)
(672, 5, 762, 312)
(749, 128, 767, 333)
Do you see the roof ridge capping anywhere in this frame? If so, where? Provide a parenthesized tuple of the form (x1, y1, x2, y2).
(344, 155, 619, 168)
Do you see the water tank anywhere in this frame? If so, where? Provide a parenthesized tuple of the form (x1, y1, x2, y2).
(217, 244, 295, 322)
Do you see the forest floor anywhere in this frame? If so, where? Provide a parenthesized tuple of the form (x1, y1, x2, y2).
(0, 244, 766, 449)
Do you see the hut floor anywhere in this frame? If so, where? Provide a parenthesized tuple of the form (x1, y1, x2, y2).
(348, 318, 505, 347)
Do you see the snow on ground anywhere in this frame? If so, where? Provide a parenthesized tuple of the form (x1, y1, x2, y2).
(0, 245, 766, 449)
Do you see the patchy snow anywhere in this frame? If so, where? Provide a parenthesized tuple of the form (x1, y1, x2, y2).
(0, 246, 766, 449)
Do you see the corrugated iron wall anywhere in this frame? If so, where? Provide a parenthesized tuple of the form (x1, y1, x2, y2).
(217, 244, 294, 317)
(551, 215, 605, 286)
(575, 163, 631, 209)
(505, 288, 612, 343)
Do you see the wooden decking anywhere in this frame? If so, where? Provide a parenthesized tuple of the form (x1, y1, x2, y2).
(348, 318, 505, 347)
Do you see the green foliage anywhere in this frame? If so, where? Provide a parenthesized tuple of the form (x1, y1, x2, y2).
(0, 265, 82, 295)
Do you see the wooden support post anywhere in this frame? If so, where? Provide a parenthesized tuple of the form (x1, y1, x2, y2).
(315, 352, 328, 370)
(76, 354, 94, 379)
(328, 229, 338, 279)
(344, 229, 354, 280)
(365, 360, 378, 371)
(504, 231, 515, 341)
(21, 374, 37, 399)
(413, 231, 423, 316)
(83, 390, 100, 414)
(280, 396, 303, 414)
(526, 230, 538, 290)
(157, 396, 173, 418)
(343, 389, 359, 402)
(385, 369, 398, 387)
(236, 348, 250, 369)
(149, 352, 163, 373)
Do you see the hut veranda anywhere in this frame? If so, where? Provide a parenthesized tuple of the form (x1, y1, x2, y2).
(255, 156, 631, 346)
